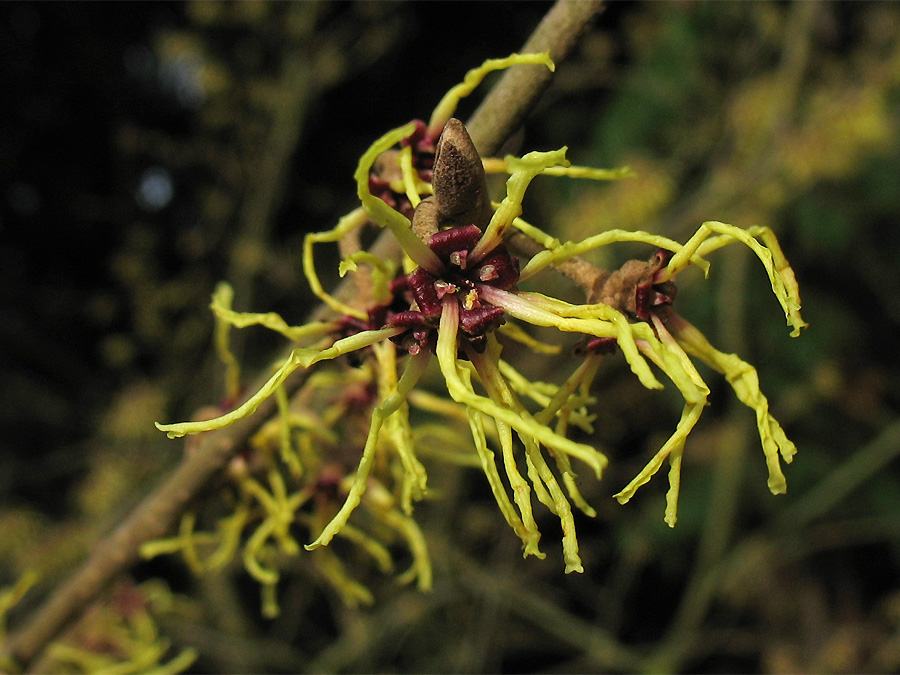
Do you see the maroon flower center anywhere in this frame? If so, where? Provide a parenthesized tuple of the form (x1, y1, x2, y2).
(388, 225, 519, 354)
(579, 249, 678, 355)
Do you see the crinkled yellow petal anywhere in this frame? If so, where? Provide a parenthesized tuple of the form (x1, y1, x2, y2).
(354, 122, 443, 274)
(338, 251, 398, 306)
(372, 505, 433, 591)
(467, 404, 543, 559)
(663, 221, 807, 336)
(467, 338, 548, 547)
(519, 229, 710, 281)
(271, 386, 302, 478)
(439, 299, 608, 478)
(212, 282, 337, 342)
(243, 519, 279, 586)
(497, 359, 593, 434)
(211, 282, 242, 401)
(397, 144, 424, 209)
(306, 348, 431, 550)
(471, 148, 570, 263)
(483, 157, 634, 182)
(671, 316, 795, 494)
(525, 442, 584, 573)
(484, 286, 663, 391)
(613, 318, 711, 526)
(156, 326, 403, 438)
(372, 340, 427, 514)
(303, 207, 371, 320)
(508, 214, 561, 249)
(428, 52, 555, 137)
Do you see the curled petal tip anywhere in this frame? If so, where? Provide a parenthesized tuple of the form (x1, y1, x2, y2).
(767, 477, 788, 495)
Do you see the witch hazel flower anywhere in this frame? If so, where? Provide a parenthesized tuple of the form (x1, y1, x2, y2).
(387, 223, 519, 355)
(156, 53, 807, 575)
(553, 238, 805, 525)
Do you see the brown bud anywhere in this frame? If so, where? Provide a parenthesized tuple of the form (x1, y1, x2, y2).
(432, 118, 493, 230)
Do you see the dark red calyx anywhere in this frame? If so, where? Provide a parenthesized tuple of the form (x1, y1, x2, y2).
(428, 225, 482, 261)
(459, 305, 506, 335)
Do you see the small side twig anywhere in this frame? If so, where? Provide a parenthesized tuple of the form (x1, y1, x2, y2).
(1, 1, 606, 670)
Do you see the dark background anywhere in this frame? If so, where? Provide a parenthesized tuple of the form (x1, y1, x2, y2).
(2, 2, 900, 673)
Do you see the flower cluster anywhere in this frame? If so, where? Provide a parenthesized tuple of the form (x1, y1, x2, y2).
(144, 288, 433, 615)
(155, 52, 806, 584)
(41, 581, 196, 674)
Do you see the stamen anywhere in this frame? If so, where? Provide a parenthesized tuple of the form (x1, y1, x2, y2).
(449, 250, 468, 268)
(479, 264, 497, 281)
(434, 280, 458, 299)
(463, 289, 479, 310)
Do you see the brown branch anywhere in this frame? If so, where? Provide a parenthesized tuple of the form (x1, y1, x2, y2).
(469, 0, 609, 296)
(1, 1, 606, 671)
(467, 0, 606, 157)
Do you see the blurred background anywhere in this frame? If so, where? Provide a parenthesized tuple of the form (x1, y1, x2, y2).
(2, 1, 900, 672)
